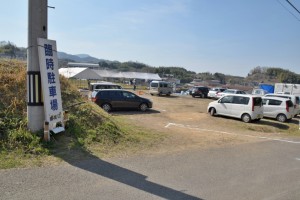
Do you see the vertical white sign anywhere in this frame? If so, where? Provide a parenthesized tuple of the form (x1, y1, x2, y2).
(37, 38, 63, 129)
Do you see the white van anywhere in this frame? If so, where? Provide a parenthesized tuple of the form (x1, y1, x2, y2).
(89, 82, 123, 91)
(264, 94, 299, 117)
(89, 82, 123, 100)
(207, 94, 263, 123)
(149, 81, 173, 96)
(262, 97, 294, 122)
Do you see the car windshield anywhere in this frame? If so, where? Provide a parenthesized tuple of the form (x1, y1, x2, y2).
(151, 83, 159, 87)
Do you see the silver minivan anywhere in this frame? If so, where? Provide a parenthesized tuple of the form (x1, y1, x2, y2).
(207, 94, 263, 123)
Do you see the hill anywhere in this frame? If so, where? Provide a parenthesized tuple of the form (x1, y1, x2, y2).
(246, 66, 300, 85)
(57, 51, 104, 63)
(1, 41, 299, 85)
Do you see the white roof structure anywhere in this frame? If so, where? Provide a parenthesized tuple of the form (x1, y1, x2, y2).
(59, 67, 102, 79)
(93, 69, 161, 80)
(59, 67, 161, 80)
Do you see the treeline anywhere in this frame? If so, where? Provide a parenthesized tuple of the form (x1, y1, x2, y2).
(2, 41, 299, 85)
(99, 60, 229, 84)
(0, 41, 26, 59)
(99, 60, 300, 85)
(247, 66, 300, 84)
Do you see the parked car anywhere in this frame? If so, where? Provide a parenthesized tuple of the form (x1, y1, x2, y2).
(262, 97, 294, 122)
(207, 94, 263, 123)
(89, 82, 123, 91)
(264, 94, 299, 117)
(89, 82, 123, 100)
(191, 86, 210, 98)
(208, 88, 227, 99)
(92, 89, 152, 112)
(252, 89, 269, 96)
(216, 89, 246, 99)
(149, 81, 173, 96)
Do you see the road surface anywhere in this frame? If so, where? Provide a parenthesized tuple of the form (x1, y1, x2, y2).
(1, 139, 300, 200)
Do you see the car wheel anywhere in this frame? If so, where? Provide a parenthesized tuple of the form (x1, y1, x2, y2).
(101, 103, 111, 112)
(139, 103, 148, 112)
(150, 94, 154, 96)
(210, 108, 216, 116)
(241, 114, 251, 123)
(277, 114, 287, 122)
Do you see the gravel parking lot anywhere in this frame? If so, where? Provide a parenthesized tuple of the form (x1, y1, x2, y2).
(113, 92, 300, 154)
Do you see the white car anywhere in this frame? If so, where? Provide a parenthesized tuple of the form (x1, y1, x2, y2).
(207, 94, 263, 123)
(216, 89, 246, 99)
(262, 97, 294, 122)
(252, 89, 269, 96)
(264, 94, 299, 117)
(207, 88, 227, 99)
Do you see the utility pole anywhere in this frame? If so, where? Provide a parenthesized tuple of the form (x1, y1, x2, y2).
(27, 0, 48, 131)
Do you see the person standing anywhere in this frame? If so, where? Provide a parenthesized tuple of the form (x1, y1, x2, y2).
(133, 79, 136, 90)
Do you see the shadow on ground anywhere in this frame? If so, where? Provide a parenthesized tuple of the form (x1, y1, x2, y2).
(53, 135, 203, 200)
(111, 109, 161, 116)
(214, 116, 290, 130)
(288, 118, 300, 125)
(256, 119, 290, 130)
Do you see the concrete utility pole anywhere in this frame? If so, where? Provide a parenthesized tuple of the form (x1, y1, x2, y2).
(27, 0, 48, 131)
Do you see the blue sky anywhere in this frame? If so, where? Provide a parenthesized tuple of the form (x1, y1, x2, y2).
(1, 0, 300, 76)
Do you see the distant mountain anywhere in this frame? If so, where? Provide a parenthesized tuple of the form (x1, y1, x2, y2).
(3, 41, 300, 84)
(75, 54, 90, 58)
(57, 52, 103, 63)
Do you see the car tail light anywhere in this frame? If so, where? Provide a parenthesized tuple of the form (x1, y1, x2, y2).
(252, 97, 254, 111)
(286, 101, 289, 112)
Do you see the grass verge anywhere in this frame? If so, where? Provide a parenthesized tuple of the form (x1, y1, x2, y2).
(0, 59, 165, 169)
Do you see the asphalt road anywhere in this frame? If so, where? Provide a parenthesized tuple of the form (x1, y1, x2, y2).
(1, 139, 300, 200)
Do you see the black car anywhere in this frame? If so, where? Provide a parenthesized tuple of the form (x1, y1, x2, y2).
(92, 89, 152, 112)
(191, 86, 210, 98)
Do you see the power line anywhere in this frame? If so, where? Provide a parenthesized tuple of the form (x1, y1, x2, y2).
(286, 0, 300, 15)
(276, 0, 300, 21)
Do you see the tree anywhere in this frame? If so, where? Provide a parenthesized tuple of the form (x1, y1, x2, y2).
(2, 41, 19, 58)
(213, 73, 226, 84)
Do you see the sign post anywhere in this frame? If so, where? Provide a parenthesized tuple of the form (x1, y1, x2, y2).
(37, 38, 64, 140)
